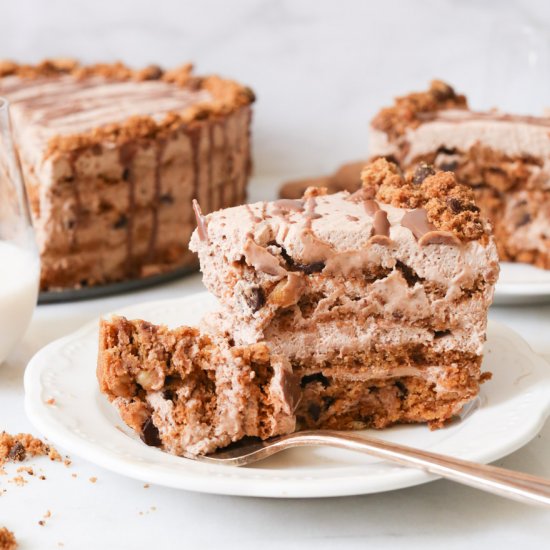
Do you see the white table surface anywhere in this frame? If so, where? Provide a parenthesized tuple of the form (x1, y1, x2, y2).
(2, 228, 550, 548)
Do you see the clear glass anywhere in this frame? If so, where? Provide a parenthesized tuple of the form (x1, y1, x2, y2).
(0, 97, 40, 364)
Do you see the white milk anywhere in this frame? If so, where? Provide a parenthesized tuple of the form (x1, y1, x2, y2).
(0, 241, 39, 364)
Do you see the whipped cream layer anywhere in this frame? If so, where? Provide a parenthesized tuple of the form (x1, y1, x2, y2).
(370, 109, 550, 168)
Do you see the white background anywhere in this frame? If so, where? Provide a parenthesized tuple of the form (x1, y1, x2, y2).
(1, 1, 550, 548)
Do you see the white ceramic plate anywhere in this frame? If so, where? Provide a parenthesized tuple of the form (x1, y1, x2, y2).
(494, 262, 550, 305)
(24, 293, 550, 498)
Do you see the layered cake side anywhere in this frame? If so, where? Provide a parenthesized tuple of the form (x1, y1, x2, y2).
(369, 80, 550, 268)
(191, 159, 499, 431)
(0, 59, 254, 290)
(97, 316, 298, 455)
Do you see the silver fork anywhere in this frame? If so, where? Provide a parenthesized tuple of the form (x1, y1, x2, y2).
(194, 430, 550, 507)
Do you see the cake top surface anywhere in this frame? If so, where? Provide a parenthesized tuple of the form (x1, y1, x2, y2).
(191, 159, 490, 276)
(0, 59, 254, 156)
(371, 80, 550, 143)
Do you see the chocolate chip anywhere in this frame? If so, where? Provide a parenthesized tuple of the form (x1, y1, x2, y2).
(439, 161, 458, 172)
(395, 260, 421, 287)
(431, 82, 456, 101)
(298, 261, 325, 274)
(436, 146, 457, 155)
(114, 215, 128, 229)
(300, 372, 330, 388)
(143, 65, 163, 80)
(516, 213, 531, 228)
(322, 396, 335, 409)
(162, 389, 175, 401)
(244, 286, 265, 313)
(8, 441, 26, 461)
(447, 197, 479, 214)
(243, 86, 256, 102)
(413, 163, 435, 185)
(280, 246, 325, 274)
(434, 330, 451, 339)
(308, 403, 321, 422)
(448, 197, 464, 214)
(122, 168, 131, 181)
(65, 219, 75, 229)
(368, 385, 379, 393)
(140, 418, 161, 447)
(160, 193, 174, 204)
(395, 380, 408, 399)
(361, 415, 374, 426)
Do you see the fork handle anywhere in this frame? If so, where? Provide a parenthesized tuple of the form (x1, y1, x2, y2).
(289, 430, 550, 507)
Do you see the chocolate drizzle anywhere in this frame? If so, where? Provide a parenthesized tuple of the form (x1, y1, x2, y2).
(67, 149, 82, 252)
(400, 208, 436, 240)
(401, 208, 461, 246)
(245, 204, 262, 223)
(363, 199, 380, 216)
(373, 210, 390, 237)
(223, 120, 237, 207)
(119, 141, 138, 273)
(189, 126, 201, 219)
(271, 199, 305, 217)
(347, 188, 380, 218)
(192, 199, 209, 242)
(207, 123, 215, 214)
(243, 236, 286, 276)
(304, 197, 322, 229)
(347, 187, 375, 203)
(418, 109, 550, 128)
(147, 139, 165, 261)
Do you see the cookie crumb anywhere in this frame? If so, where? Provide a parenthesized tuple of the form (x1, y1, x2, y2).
(9, 476, 26, 487)
(89, 476, 97, 484)
(38, 520, 45, 527)
(45, 398, 56, 405)
(0, 432, 63, 466)
(143, 483, 150, 489)
(0, 527, 17, 550)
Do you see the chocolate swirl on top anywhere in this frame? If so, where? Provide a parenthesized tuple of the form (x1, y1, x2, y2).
(373, 210, 390, 237)
(401, 208, 461, 246)
(400, 208, 436, 240)
(192, 199, 209, 242)
(243, 236, 286, 277)
(245, 204, 262, 223)
(304, 197, 322, 229)
(271, 199, 305, 217)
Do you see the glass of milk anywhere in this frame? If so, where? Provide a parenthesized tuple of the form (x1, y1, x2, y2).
(0, 97, 40, 364)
